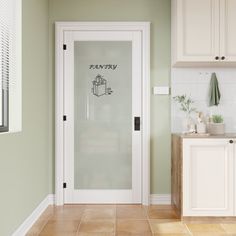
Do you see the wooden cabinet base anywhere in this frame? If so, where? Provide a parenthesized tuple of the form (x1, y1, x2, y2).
(171, 134, 183, 218)
(182, 217, 236, 223)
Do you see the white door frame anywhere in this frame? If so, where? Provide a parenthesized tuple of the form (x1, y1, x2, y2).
(55, 22, 150, 206)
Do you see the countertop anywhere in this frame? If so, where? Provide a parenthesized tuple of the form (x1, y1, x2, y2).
(172, 133, 236, 139)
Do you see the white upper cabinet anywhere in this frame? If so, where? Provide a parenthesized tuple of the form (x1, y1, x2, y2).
(220, 0, 236, 62)
(172, 0, 236, 66)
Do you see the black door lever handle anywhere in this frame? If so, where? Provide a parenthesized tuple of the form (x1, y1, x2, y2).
(134, 117, 140, 131)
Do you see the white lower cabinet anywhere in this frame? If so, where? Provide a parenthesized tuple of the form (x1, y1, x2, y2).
(183, 139, 234, 216)
(171, 135, 236, 218)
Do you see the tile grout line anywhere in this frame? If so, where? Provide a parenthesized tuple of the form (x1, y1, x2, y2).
(36, 219, 49, 235)
(220, 223, 229, 234)
(145, 205, 193, 236)
(146, 216, 154, 235)
(185, 223, 194, 236)
(145, 205, 155, 235)
(75, 205, 86, 235)
(114, 204, 117, 236)
(36, 206, 53, 235)
(115, 204, 153, 235)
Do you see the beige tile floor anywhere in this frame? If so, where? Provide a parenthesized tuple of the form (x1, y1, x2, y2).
(26, 205, 236, 236)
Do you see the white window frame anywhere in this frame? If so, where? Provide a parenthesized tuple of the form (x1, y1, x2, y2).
(0, 0, 22, 133)
(55, 22, 150, 206)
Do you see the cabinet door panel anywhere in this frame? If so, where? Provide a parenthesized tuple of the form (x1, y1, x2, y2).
(183, 139, 234, 216)
(176, 0, 220, 62)
(220, 0, 236, 61)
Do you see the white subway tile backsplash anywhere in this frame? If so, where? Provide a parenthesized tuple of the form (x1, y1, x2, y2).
(220, 84, 236, 101)
(171, 68, 236, 133)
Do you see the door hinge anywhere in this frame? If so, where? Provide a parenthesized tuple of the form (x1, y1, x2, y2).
(63, 182, 67, 189)
(134, 117, 141, 131)
(63, 115, 67, 121)
(63, 44, 67, 50)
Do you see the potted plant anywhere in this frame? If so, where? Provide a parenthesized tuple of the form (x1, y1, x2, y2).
(173, 95, 196, 133)
(209, 115, 225, 135)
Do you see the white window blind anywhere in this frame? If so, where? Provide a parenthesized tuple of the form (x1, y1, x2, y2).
(0, 0, 21, 132)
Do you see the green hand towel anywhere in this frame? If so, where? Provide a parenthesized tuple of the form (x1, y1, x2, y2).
(209, 72, 221, 106)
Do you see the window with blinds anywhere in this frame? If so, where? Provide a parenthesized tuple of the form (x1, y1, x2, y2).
(0, 0, 21, 133)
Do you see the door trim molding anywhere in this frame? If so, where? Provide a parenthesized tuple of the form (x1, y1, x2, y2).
(55, 22, 150, 205)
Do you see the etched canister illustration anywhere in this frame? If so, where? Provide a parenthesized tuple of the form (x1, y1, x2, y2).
(92, 74, 113, 97)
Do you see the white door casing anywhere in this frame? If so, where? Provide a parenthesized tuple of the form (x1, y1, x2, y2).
(55, 22, 150, 205)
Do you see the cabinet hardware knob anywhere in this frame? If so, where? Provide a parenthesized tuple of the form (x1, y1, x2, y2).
(229, 140, 234, 144)
(215, 56, 219, 60)
(221, 56, 225, 60)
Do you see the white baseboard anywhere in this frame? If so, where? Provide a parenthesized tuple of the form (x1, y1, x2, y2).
(48, 194, 55, 205)
(150, 194, 171, 205)
(12, 194, 55, 236)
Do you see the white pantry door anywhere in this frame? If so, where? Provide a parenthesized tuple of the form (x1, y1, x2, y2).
(63, 30, 142, 204)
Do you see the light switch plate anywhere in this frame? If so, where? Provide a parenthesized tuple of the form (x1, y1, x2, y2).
(153, 86, 170, 95)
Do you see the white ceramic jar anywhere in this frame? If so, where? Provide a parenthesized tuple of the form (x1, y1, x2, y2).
(197, 123, 206, 134)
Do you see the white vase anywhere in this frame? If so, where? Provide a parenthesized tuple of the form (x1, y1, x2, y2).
(182, 115, 195, 133)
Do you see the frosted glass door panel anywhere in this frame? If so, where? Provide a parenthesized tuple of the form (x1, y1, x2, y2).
(74, 41, 132, 190)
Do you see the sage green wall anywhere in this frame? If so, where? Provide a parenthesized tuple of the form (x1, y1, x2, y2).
(0, 1, 170, 235)
(49, 0, 171, 194)
(0, 0, 49, 235)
